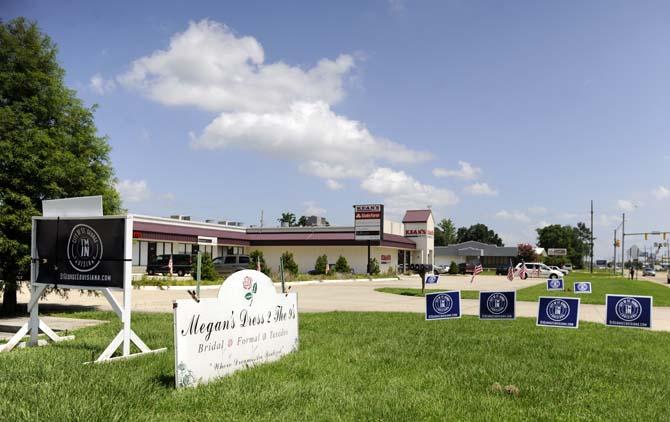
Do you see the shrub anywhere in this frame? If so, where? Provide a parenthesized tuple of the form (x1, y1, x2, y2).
(334, 256, 351, 273)
(191, 254, 218, 281)
(448, 261, 458, 274)
(314, 254, 328, 274)
(248, 250, 271, 275)
(281, 251, 299, 276)
(368, 258, 380, 275)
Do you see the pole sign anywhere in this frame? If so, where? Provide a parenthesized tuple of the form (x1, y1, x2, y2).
(573, 282, 592, 294)
(605, 295, 652, 329)
(425, 291, 461, 320)
(34, 217, 126, 289)
(537, 297, 580, 328)
(479, 291, 515, 320)
(173, 270, 299, 388)
(424, 274, 439, 284)
(546, 278, 564, 291)
(547, 248, 567, 256)
(354, 204, 384, 241)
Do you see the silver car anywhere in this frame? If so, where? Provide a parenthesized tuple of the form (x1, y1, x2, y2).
(212, 255, 250, 276)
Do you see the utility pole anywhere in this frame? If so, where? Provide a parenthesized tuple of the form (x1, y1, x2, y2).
(621, 213, 625, 276)
(612, 229, 616, 274)
(260, 209, 264, 228)
(590, 200, 594, 273)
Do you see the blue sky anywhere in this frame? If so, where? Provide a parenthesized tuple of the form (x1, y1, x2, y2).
(5, 0, 670, 258)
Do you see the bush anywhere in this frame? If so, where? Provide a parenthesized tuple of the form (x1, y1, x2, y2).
(191, 254, 218, 281)
(334, 255, 351, 273)
(281, 251, 299, 276)
(448, 261, 458, 274)
(314, 254, 328, 274)
(368, 258, 380, 275)
(248, 250, 271, 276)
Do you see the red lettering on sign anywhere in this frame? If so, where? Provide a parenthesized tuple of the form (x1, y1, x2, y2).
(133, 231, 142, 238)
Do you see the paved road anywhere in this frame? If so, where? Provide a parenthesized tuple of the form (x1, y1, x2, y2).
(14, 274, 670, 331)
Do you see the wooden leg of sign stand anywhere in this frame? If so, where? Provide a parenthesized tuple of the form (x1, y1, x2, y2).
(92, 288, 166, 363)
(0, 284, 74, 353)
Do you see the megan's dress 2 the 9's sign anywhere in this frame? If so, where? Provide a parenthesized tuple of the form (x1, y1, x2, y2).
(35, 217, 126, 289)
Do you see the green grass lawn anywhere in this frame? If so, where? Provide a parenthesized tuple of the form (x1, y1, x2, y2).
(376, 287, 481, 300)
(378, 274, 670, 306)
(515, 274, 670, 306)
(1, 311, 669, 420)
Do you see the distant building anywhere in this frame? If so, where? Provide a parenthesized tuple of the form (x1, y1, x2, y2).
(435, 241, 519, 268)
(304, 215, 329, 227)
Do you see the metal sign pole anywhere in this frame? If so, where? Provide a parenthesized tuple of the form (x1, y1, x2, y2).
(196, 251, 202, 299)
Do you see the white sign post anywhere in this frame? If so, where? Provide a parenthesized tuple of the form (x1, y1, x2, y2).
(173, 270, 299, 388)
(0, 207, 165, 362)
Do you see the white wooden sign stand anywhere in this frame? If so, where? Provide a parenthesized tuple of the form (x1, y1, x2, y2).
(0, 215, 166, 362)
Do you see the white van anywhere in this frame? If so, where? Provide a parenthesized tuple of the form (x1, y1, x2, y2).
(515, 262, 564, 279)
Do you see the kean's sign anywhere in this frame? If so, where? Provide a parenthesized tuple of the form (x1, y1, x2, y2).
(354, 204, 384, 241)
(35, 217, 126, 289)
(425, 291, 461, 320)
(605, 295, 652, 329)
(425, 274, 439, 284)
(173, 270, 299, 388)
(479, 291, 515, 320)
(573, 282, 592, 294)
(546, 278, 564, 291)
(537, 297, 580, 329)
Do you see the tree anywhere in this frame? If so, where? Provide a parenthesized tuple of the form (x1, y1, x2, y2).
(517, 243, 537, 262)
(438, 219, 457, 245)
(280, 251, 299, 276)
(448, 261, 458, 274)
(248, 250, 271, 275)
(334, 256, 351, 273)
(191, 255, 218, 281)
(314, 255, 328, 274)
(297, 216, 309, 227)
(278, 212, 296, 227)
(536, 223, 591, 269)
(456, 224, 504, 246)
(368, 258, 380, 275)
(0, 19, 122, 314)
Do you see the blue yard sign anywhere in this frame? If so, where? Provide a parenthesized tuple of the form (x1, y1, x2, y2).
(573, 282, 592, 294)
(479, 291, 515, 320)
(537, 297, 580, 328)
(546, 278, 565, 291)
(425, 291, 461, 320)
(605, 295, 653, 329)
(425, 274, 439, 285)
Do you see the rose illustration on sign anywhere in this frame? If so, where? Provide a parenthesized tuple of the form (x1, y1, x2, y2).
(242, 275, 258, 305)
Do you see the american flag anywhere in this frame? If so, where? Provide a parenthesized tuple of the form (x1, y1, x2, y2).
(518, 263, 527, 280)
(470, 264, 483, 283)
(507, 260, 514, 281)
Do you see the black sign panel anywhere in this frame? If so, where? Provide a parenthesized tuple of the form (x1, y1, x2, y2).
(35, 218, 126, 289)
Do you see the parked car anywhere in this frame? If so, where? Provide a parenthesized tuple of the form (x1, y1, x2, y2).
(146, 254, 192, 277)
(514, 262, 563, 279)
(561, 264, 573, 272)
(549, 266, 569, 275)
(212, 255, 251, 276)
(458, 263, 477, 274)
(642, 267, 656, 277)
(496, 264, 512, 276)
(435, 264, 450, 274)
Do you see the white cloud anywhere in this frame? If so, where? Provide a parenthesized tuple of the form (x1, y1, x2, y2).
(303, 201, 326, 216)
(617, 199, 635, 212)
(89, 73, 116, 95)
(652, 186, 670, 200)
(432, 161, 482, 180)
(192, 101, 431, 175)
(325, 179, 344, 190)
(528, 206, 547, 215)
(495, 210, 530, 223)
(464, 182, 498, 196)
(361, 167, 459, 212)
(388, 0, 406, 13)
(118, 19, 354, 113)
(116, 179, 150, 203)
